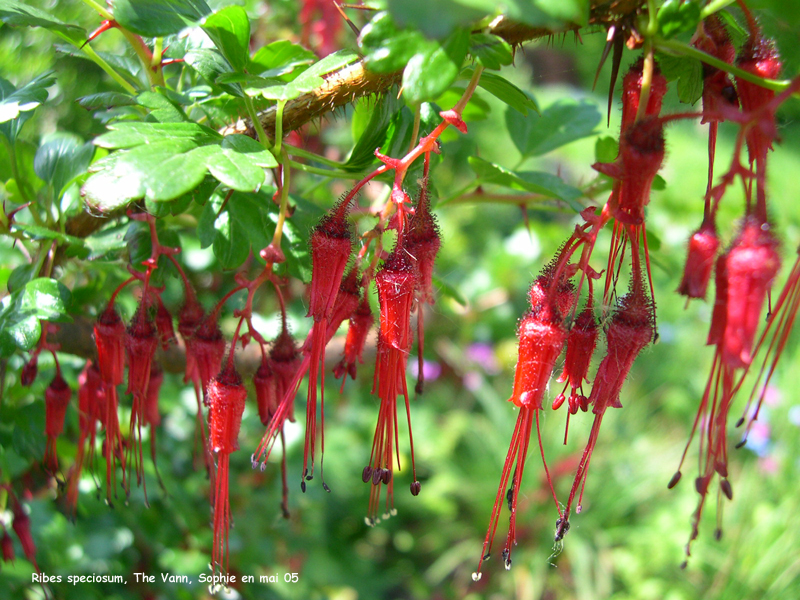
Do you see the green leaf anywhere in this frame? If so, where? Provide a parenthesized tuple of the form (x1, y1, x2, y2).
(0, 0, 83, 41)
(256, 50, 360, 101)
(114, 0, 212, 37)
(503, 0, 589, 29)
(505, 99, 600, 157)
(402, 28, 470, 104)
(94, 122, 220, 149)
(83, 122, 275, 209)
(202, 5, 250, 73)
(33, 134, 94, 197)
(212, 203, 250, 269)
(78, 92, 138, 111)
(185, 48, 242, 97)
(469, 156, 583, 210)
(359, 11, 432, 75)
(473, 70, 538, 115)
(0, 278, 72, 357)
(249, 40, 316, 76)
(346, 93, 404, 171)
(469, 33, 513, 70)
(656, 53, 703, 104)
(657, 0, 702, 38)
(387, 0, 486, 39)
(595, 136, 619, 163)
(433, 274, 467, 306)
(11, 224, 89, 258)
(0, 72, 55, 141)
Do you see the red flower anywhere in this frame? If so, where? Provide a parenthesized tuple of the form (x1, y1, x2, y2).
(207, 362, 247, 576)
(719, 218, 780, 369)
(1, 527, 13, 563)
(678, 221, 720, 300)
(94, 305, 126, 386)
(44, 370, 71, 474)
(334, 292, 374, 384)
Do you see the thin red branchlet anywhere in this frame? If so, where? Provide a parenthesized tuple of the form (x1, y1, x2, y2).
(44, 368, 71, 475)
(207, 360, 247, 577)
(364, 235, 420, 525)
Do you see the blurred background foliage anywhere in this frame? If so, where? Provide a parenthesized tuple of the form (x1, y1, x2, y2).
(1, 1, 799, 599)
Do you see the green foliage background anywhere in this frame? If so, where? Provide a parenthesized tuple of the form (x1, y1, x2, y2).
(0, 1, 799, 599)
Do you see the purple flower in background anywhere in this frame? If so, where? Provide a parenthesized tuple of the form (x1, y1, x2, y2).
(410, 360, 442, 382)
(465, 342, 500, 374)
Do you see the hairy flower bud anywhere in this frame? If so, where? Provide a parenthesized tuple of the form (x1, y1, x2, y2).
(678, 222, 720, 299)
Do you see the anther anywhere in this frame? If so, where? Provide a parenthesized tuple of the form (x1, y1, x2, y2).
(668, 471, 682, 489)
(362, 466, 373, 483)
(410, 481, 421, 496)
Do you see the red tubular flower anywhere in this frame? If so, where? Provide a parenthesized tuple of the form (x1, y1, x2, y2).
(554, 301, 599, 422)
(301, 197, 354, 491)
(365, 242, 420, 524)
(192, 314, 226, 403)
(678, 221, 720, 300)
(44, 370, 71, 474)
(254, 357, 276, 428)
(207, 362, 247, 576)
(620, 59, 668, 132)
(475, 272, 569, 580)
(154, 295, 176, 350)
(21, 354, 38, 387)
(144, 362, 165, 492)
(125, 305, 159, 500)
(406, 183, 441, 304)
(613, 117, 665, 225)
(334, 293, 374, 384)
(1, 527, 13, 563)
(94, 305, 126, 386)
(557, 282, 654, 541)
(720, 218, 780, 369)
(11, 501, 38, 571)
(178, 294, 213, 478)
(67, 361, 104, 515)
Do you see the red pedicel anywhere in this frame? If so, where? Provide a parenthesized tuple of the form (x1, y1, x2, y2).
(678, 221, 720, 300)
(207, 362, 247, 576)
(44, 371, 72, 473)
(720, 218, 780, 368)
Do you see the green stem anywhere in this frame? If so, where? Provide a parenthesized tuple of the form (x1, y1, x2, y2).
(77, 41, 139, 95)
(244, 95, 273, 152)
(700, 0, 736, 19)
(287, 160, 363, 179)
(408, 104, 421, 153)
(79, 0, 112, 19)
(271, 147, 291, 250)
(284, 144, 344, 168)
(273, 100, 287, 154)
(656, 38, 792, 91)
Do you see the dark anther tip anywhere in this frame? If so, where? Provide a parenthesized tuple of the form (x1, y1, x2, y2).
(735, 439, 747, 449)
(720, 479, 733, 500)
(372, 469, 383, 486)
(381, 469, 392, 485)
(362, 466, 372, 483)
(300, 480, 307, 493)
(410, 481, 421, 496)
(668, 471, 682, 489)
(714, 528, 723, 541)
(323, 482, 331, 493)
(735, 417, 745, 428)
